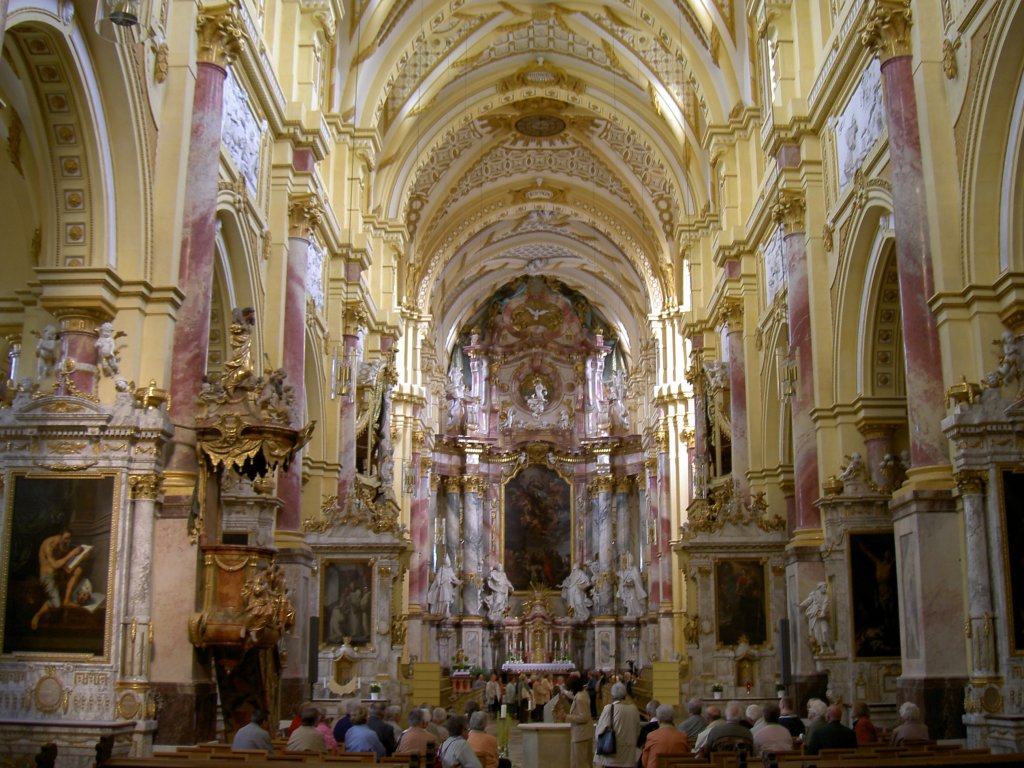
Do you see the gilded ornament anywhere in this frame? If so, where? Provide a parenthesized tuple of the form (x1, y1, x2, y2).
(822, 223, 834, 252)
(129, 474, 161, 500)
(772, 192, 805, 236)
(153, 42, 169, 83)
(288, 194, 325, 239)
(860, 0, 913, 62)
(195, 3, 244, 68)
(5, 109, 24, 176)
(942, 37, 959, 80)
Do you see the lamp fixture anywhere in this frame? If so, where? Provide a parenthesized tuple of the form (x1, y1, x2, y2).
(106, 0, 139, 27)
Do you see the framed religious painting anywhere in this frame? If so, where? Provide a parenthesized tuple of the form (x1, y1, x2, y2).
(714, 559, 768, 646)
(1, 473, 118, 657)
(999, 471, 1024, 654)
(502, 463, 572, 591)
(848, 531, 902, 658)
(321, 560, 374, 648)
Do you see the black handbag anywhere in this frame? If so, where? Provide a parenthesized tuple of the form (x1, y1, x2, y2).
(596, 702, 617, 756)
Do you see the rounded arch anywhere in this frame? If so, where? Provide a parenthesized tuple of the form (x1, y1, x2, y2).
(961, 0, 1024, 278)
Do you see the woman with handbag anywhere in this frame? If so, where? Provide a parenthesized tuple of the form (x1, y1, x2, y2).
(565, 673, 594, 768)
(594, 681, 641, 768)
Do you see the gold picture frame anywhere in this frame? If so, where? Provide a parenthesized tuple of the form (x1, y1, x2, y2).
(1, 471, 119, 659)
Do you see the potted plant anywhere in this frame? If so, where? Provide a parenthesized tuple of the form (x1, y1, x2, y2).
(775, 681, 786, 697)
(369, 682, 382, 701)
(711, 682, 723, 699)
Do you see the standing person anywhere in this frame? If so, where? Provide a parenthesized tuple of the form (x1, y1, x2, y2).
(641, 704, 689, 768)
(440, 715, 482, 768)
(565, 674, 594, 768)
(891, 702, 929, 745)
(232, 709, 273, 754)
(852, 702, 878, 745)
(594, 681, 641, 768)
(466, 711, 499, 768)
(505, 674, 519, 721)
(485, 672, 503, 715)
(519, 674, 532, 723)
(677, 698, 704, 743)
(805, 705, 857, 755)
(587, 671, 600, 719)
(532, 674, 553, 722)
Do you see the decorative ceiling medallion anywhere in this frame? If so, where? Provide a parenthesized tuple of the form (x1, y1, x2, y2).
(515, 114, 566, 137)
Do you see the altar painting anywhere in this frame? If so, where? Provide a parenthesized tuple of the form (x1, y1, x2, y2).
(2, 474, 116, 656)
(321, 561, 373, 647)
(503, 464, 571, 590)
(849, 531, 901, 658)
(715, 559, 767, 646)
(1000, 471, 1024, 653)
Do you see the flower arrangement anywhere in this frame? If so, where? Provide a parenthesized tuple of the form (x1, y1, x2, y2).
(711, 682, 724, 693)
(369, 682, 381, 694)
(775, 681, 786, 694)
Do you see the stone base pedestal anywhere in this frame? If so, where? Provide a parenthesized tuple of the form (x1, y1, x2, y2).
(152, 680, 217, 745)
(791, 672, 828, 714)
(0, 719, 139, 768)
(518, 722, 570, 768)
(966, 714, 1024, 753)
(897, 675, 966, 740)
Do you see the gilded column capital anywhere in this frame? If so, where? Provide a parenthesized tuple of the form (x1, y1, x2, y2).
(463, 476, 484, 495)
(129, 474, 161, 501)
(857, 420, 900, 442)
(954, 470, 986, 496)
(718, 296, 743, 333)
(860, 0, 912, 62)
(442, 475, 462, 494)
(196, 2, 245, 68)
(614, 476, 632, 494)
(771, 189, 806, 236)
(429, 473, 441, 492)
(344, 303, 369, 336)
(588, 475, 614, 495)
(288, 194, 325, 240)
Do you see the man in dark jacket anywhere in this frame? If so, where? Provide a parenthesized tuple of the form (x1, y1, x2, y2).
(367, 700, 397, 755)
(805, 705, 858, 755)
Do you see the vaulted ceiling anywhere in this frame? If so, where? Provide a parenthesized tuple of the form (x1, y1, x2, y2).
(340, 1, 755, 362)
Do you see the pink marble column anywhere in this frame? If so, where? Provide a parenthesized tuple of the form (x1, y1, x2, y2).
(275, 197, 320, 531)
(688, 335, 708, 493)
(167, 15, 242, 474)
(336, 331, 360, 502)
(53, 311, 103, 396)
(862, 7, 948, 469)
(722, 298, 748, 497)
(776, 192, 820, 529)
(859, 422, 896, 488)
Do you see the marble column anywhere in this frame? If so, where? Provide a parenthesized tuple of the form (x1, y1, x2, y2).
(774, 191, 820, 529)
(465, 333, 487, 436)
(688, 337, 709, 498)
(956, 470, 996, 679)
(166, 6, 243, 477)
(644, 459, 661, 609)
(462, 475, 484, 616)
(276, 196, 322, 532)
(614, 476, 630, 567)
(721, 298, 748, 497)
(444, 475, 462, 575)
(590, 475, 614, 615)
(408, 445, 429, 607)
(53, 310, 104, 397)
(336, 301, 365, 505)
(860, 0, 947, 469)
(859, 422, 897, 489)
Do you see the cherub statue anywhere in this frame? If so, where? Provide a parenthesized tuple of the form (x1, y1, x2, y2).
(839, 452, 865, 482)
(95, 322, 125, 378)
(35, 325, 58, 380)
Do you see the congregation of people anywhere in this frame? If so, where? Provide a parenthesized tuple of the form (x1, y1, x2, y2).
(231, 670, 934, 767)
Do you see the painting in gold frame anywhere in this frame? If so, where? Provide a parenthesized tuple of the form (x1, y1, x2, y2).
(502, 463, 572, 591)
(1, 473, 117, 657)
(321, 560, 373, 647)
(1000, 471, 1024, 654)
(849, 531, 901, 658)
(714, 559, 768, 646)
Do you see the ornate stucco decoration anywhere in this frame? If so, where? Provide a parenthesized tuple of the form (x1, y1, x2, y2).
(680, 483, 785, 539)
(192, 308, 314, 543)
(859, 0, 913, 62)
(834, 59, 885, 192)
(498, 59, 584, 96)
(222, 67, 266, 194)
(196, 1, 245, 68)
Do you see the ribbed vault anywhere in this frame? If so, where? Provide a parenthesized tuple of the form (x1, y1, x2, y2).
(339, 0, 751, 359)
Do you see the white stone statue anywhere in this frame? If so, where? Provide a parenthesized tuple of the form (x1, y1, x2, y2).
(800, 582, 833, 654)
(559, 563, 592, 622)
(35, 324, 58, 380)
(445, 356, 466, 430)
(95, 322, 122, 377)
(839, 451, 865, 482)
(617, 552, 647, 620)
(483, 563, 514, 621)
(426, 554, 461, 618)
(526, 376, 548, 414)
